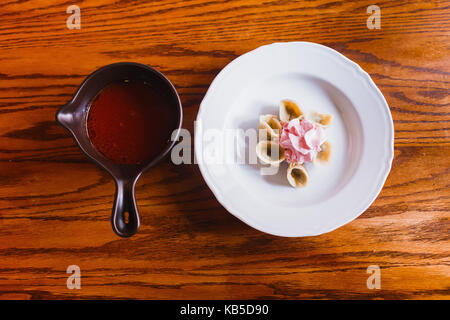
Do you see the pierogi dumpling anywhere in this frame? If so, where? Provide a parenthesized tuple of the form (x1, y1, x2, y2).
(286, 162, 308, 188)
(258, 114, 282, 140)
(256, 140, 285, 165)
(279, 99, 303, 122)
(310, 111, 332, 127)
(317, 141, 331, 163)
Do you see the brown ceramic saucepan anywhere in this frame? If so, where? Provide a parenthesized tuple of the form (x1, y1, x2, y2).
(56, 62, 182, 237)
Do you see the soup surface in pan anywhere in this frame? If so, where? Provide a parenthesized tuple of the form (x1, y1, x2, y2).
(87, 80, 177, 164)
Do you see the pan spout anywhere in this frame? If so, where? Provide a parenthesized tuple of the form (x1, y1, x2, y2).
(55, 103, 75, 131)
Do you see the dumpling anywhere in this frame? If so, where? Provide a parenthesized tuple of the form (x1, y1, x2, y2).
(286, 162, 308, 187)
(256, 140, 285, 165)
(279, 99, 303, 122)
(258, 114, 282, 140)
(310, 111, 332, 127)
(317, 141, 331, 163)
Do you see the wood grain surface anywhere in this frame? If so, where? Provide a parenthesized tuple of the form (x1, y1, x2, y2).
(0, 0, 449, 300)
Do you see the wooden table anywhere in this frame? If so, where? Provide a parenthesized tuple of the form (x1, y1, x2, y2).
(0, 0, 448, 300)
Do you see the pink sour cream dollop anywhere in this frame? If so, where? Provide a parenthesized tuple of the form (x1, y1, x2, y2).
(279, 118, 326, 164)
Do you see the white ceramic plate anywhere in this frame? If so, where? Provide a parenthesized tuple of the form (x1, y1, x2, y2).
(195, 42, 394, 237)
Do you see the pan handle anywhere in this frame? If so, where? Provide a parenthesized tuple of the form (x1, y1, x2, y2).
(111, 178, 140, 237)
